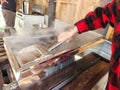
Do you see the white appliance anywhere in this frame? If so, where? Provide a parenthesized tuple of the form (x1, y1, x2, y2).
(15, 11, 46, 33)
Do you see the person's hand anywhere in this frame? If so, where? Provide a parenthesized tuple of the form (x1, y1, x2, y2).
(0, 0, 8, 4)
(58, 26, 78, 42)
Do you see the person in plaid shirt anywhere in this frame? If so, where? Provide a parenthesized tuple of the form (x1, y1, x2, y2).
(58, 0, 120, 90)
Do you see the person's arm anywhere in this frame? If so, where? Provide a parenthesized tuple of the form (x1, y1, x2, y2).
(58, 0, 115, 42)
(0, 0, 8, 4)
(75, 0, 115, 33)
(58, 26, 78, 42)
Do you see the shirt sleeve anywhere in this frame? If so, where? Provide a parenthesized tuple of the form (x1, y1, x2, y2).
(75, 0, 115, 33)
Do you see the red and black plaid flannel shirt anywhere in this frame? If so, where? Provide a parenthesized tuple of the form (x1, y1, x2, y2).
(75, 0, 120, 90)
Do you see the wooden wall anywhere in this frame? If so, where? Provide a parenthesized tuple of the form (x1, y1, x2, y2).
(16, 0, 111, 24)
(55, 0, 111, 24)
(16, 0, 48, 14)
(33, 0, 48, 13)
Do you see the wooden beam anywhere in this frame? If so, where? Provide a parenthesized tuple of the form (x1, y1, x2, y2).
(79, 39, 105, 53)
(105, 26, 114, 41)
(56, 1, 77, 5)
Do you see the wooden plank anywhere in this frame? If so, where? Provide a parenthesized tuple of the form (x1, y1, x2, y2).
(74, 0, 83, 23)
(79, 39, 104, 53)
(0, 52, 6, 57)
(64, 1, 76, 23)
(0, 55, 8, 62)
(3, 41, 20, 81)
(62, 60, 109, 90)
(56, 0, 77, 4)
(0, 45, 4, 48)
(0, 47, 5, 53)
(32, 0, 48, 14)
(105, 26, 114, 41)
(0, 68, 4, 89)
(56, 2, 67, 20)
(56, 0, 77, 23)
